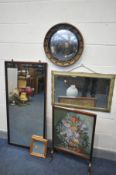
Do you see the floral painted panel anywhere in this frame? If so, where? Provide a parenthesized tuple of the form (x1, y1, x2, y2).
(53, 107, 96, 159)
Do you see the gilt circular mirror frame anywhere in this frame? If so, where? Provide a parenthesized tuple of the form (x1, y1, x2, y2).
(44, 23, 84, 67)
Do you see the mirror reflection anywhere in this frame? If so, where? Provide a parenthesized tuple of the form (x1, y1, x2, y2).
(44, 23, 84, 67)
(50, 29, 78, 61)
(52, 71, 115, 112)
(5, 62, 47, 147)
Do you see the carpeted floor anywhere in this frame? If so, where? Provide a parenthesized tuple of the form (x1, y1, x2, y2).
(9, 92, 44, 147)
(0, 139, 116, 175)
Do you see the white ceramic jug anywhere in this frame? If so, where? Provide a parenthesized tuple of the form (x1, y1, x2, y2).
(66, 85, 78, 97)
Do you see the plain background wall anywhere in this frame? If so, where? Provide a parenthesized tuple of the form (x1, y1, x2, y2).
(0, 0, 116, 153)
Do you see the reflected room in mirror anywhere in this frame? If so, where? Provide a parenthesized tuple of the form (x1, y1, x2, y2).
(5, 61, 47, 147)
(52, 71, 115, 112)
(44, 23, 84, 67)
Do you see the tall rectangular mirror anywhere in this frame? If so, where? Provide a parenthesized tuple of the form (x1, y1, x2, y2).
(52, 71, 115, 112)
(5, 61, 47, 147)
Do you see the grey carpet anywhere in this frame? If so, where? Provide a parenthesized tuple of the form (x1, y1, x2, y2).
(8, 92, 44, 147)
(0, 139, 116, 175)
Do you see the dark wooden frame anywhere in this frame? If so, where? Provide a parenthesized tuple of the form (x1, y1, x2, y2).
(44, 23, 84, 67)
(53, 105, 96, 160)
(5, 61, 47, 148)
(52, 105, 96, 174)
(30, 135, 48, 158)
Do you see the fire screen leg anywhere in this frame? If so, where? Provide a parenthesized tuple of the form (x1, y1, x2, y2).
(88, 162, 92, 175)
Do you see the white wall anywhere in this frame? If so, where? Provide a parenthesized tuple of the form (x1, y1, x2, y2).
(0, 0, 116, 152)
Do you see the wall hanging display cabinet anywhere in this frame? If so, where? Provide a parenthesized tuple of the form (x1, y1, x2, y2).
(52, 71, 115, 112)
(5, 61, 47, 147)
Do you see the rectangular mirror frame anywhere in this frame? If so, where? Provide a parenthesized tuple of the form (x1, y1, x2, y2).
(52, 71, 115, 112)
(5, 61, 47, 148)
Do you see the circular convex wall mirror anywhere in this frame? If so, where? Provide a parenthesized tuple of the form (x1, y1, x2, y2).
(44, 23, 84, 67)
